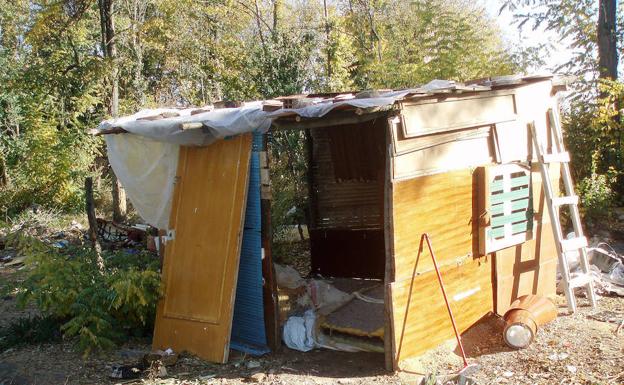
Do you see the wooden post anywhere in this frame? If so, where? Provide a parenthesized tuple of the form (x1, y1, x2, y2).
(85, 177, 104, 270)
(260, 134, 281, 350)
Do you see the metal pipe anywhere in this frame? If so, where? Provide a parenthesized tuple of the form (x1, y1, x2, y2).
(421, 233, 469, 368)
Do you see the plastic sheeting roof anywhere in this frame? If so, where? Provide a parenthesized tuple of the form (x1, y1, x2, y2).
(99, 74, 556, 229)
(96, 74, 556, 147)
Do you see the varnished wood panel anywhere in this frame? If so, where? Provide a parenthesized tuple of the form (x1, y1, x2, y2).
(389, 257, 493, 367)
(391, 169, 476, 282)
(153, 134, 252, 363)
(494, 163, 560, 314)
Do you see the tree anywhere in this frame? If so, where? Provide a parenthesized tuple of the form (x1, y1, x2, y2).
(598, 0, 618, 81)
(344, 0, 518, 89)
(98, 0, 127, 222)
(502, 0, 623, 209)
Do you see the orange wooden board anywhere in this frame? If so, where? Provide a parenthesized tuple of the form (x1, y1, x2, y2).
(153, 134, 252, 363)
(389, 257, 493, 368)
(391, 169, 476, 282)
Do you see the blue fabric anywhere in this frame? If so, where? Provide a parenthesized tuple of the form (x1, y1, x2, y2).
(231, 132, 269, 356)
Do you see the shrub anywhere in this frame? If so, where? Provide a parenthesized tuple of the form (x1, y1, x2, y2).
(0, 316, 63, 351)
(564, 79, 623, 220)
(7, 233, 161, 356)
(576, 171, 617, 221)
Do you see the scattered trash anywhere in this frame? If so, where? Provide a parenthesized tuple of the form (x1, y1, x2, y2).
(417, 373, 477, 385)
(297, 280, 352, 315)
(503, 295, 557, 349)
(502, 371, 513, 377)
(144, 348, 178, 366)
(275, 263, 305, 289)
(587, 310, 623, 324)
(96, 218, 145, 245)
(52, 240, 69, 248)
(245, 360, 261, 369)
(282, 310, 318, 352)
(560, 241, 624, 296)
(566, 365, 577, 374)
(70, 220, 83, 231)
(3, 256, 25, 267)
(248, 372, 266, 383)
(110, 363, 144, 380)
(153, 364, 167, 377)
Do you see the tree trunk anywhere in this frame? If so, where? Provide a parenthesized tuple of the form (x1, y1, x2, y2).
(99, 0, 127, 222)
(273, 0, 281, 31)
(85, 177, 104, 269)
(323, 0, 332, 82)
(0, 154, 9, 188)
(111, 171, 127, 223)
(597, 0, 618, 81)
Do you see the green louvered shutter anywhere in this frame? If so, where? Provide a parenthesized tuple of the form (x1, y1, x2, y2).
(479, 163, 534, 254)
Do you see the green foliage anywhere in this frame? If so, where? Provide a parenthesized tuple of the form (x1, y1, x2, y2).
(0, 316, 63, 351)
(342, 0, 518, 89)
(269, 130, 309, 241)
(0, 0, 105, 215)
(576, 172, 617, 219)
(564, 79, 624, 219)
(7, 233, 161, 355)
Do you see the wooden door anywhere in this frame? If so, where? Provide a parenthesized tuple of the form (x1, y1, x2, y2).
(153, 134, 252, 363)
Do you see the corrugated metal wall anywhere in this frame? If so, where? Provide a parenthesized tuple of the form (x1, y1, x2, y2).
(230, 133, 270, 355)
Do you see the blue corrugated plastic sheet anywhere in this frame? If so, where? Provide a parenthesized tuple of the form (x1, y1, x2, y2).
(231, 132, 270, 356)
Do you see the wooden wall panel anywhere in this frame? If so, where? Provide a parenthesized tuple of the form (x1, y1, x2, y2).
(389, 257, 493, 367)
(400, 93, 516, 137)
(494, 162, 560, 314)
(153, 134, 252, 364)
(391, 169, 477, 282)
(392, 136, 493, 180)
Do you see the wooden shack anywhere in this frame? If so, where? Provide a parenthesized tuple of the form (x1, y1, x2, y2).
(147, 75, 564, 370)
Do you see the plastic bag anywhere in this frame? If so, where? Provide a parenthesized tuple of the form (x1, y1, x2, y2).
(282, 310, 317, 352)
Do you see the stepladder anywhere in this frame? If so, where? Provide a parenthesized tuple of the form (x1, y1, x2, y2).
(529, 108, 597, 313)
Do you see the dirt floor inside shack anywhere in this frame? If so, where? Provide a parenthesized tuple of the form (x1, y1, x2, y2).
(1, 230, 624, 384)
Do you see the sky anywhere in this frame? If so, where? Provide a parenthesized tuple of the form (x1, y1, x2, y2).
(483, 0, 572, 73)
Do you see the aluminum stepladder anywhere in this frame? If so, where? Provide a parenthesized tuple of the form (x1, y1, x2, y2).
(529, 108, 597, 313)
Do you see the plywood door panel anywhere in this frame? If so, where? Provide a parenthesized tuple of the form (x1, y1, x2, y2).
(391, 169, 477, 282)
(400, 93, 516, 138)
(153, 134, 252, 363)
(389, 257, 493, 368)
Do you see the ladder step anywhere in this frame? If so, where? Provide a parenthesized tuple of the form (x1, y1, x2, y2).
(568, 274, 593, 289)
(561, 236, 588, 252)
(542, 151, 570, 163)
(552, 195, 579, 207)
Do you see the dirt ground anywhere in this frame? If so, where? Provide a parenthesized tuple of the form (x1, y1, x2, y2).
(1, 219, 623, 385)
(0, 266, 622, 385)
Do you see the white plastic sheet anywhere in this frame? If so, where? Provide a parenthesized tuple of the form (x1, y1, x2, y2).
(105, 134, 179, 229)
(99, 102, 272, 146)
